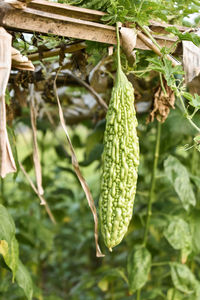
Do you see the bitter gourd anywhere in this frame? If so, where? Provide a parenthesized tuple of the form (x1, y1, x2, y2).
(99, 24, 139, 251)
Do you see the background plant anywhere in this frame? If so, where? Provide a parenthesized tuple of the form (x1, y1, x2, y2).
(1, 0, 200, 299)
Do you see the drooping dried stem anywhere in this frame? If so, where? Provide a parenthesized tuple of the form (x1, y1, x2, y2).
(53, 68, 104, 258)
(29, 83, 44, 197)
(19, 162, 56, 224)
(63, 70, 108, 112)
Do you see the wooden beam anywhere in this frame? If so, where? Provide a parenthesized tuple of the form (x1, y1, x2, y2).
(24, 1, 194, 33)
(1, 8, 119, 45)
(0, 7, 177, 51)
(27, 0, 105, 22)
(28, 42, 86, 62)
(149, 20, 192, 34)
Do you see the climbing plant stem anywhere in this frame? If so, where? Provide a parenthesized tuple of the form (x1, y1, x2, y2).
(143, 121, 161, 246)
(137, 122, 161, 300)
(159, 73, 167, 96)
(140, 24, 162, 50)
(137, 289, 141, 300)
(116, 22, 122, 80)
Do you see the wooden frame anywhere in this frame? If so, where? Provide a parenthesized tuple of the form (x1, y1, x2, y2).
(0, 0, 180, 51)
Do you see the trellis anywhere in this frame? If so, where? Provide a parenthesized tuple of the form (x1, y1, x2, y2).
(0, 0, 190, 61)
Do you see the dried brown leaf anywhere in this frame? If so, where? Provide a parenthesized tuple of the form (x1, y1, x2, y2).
(183, 30, 200, 83)
(0, 27, 16, 178)
(120, 27, 137, 65)
(54, 69, 104, 258)
(148, 80, 175, 123)
(65, 69, 108, 111)
(11, 47, 35, 71)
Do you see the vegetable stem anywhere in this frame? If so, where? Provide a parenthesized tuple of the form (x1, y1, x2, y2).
(116, 23, 121, 68)
(159, 73, 167, 96)
(116, 22, 122, 82)
(143, 121, 161, 246)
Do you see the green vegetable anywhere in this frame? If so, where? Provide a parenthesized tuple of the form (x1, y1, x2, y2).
(99, 24, 139, 251)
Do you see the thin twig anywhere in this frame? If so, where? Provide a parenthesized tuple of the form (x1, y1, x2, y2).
(63, 70, 108, 112)
(28, 42, 85, 62)
(29, 83, 44, 197)
(19, 162, 56, 224)
(53, 68, 104, 257)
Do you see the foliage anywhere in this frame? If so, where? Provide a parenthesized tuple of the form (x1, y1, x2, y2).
(2, 0, 200, 299)
(166, 27, 200, 47)
(59, 0, 200, 25)
(1, 94, 200, 299)
(127, 245, 151, 294)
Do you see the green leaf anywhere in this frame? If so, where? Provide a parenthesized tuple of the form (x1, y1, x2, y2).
(164, 218, 192, 262)
(98, 278, 108, 292)
(189, 209, 200, 254)
(194, 135, 200, 152)
(0, 237, 19, 281)
(147, 57, 164, 73)
(16, 260, 33, 300)
(22, 154, 33, 172)
(101, 267, 128, 284)
(143, 287, 165, 299)
(85, 120, 105, 156)
(36, 224, 54, 252)
(5, 89, 11, 105)
(167, 288, 184, 300)
(164, 156, 196, 210)
(166, 27, 200, 47)
(0, 204, 15, 241)
(127, 245, 151, 294)
(170, 263, 200, 295)
(102, 4, 128, 24)
(182, 92, 193, 102)
(7, 126, 19, 178)
(189, 94, 200, 109)
(80, 143, 103, 166)
(147, 57, 184, 87)
(0, 240, 9, 258)
(0, 204, 19, 279)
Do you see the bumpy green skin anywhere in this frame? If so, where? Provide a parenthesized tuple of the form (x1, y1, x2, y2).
(99, 67, 139, 251)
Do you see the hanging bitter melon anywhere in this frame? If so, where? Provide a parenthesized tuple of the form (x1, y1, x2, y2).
(99, 24, 139, 251)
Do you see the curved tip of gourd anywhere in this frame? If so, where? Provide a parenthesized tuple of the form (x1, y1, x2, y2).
(109, 247, 113, 252)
